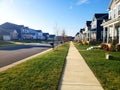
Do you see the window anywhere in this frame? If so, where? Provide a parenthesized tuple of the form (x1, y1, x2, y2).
(118, 4, 120, 16)
(114, 9, 116, 18)
(109, 11, 112, 19)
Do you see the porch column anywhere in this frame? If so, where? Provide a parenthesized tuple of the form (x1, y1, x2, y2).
(103, 27, 106, 43)
(112, 24, 115, 40)
(119, 27, 120, 44)
(107, 27, 110, 43)
(88, 31, 91, 42)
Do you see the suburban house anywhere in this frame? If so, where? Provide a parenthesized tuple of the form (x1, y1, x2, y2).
(48, 34, 56, 40)
(0, 26, 18, 40)
(74, 28, 85, 41)
(43, 33, 49, 40)
(83, 21, 92, 41)
(74, 32, 79, 41)
(91, 13, 108, 42)
(101, 0, 120, 44)
(36, 30, 43, 39)
(0, 22, 45, 40)
(21, 28, 43, 40)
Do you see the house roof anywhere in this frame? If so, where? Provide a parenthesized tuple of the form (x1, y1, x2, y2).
(0, 22, 24, 34)
(86, 21, 92, 27)
(0, 27, 15, 35)
(94, 13, 108, 19)
(49, 35, 55, 38)
(36, 30, 42, 33)
(43, 33, 49, 36)
(80, 28, 85, 33)
(75, 32, 79, 36)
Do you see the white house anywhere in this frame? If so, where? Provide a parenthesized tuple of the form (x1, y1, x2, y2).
(83, 21, 92, 41)
(102, 0, 120, 44)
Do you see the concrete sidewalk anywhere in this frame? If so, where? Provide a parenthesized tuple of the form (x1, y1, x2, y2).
(58, 42, 104, 90)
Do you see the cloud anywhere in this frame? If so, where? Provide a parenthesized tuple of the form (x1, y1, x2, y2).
(76, 0, 88, 5)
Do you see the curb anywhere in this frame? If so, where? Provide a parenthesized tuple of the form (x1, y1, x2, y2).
(0, 48, 52, 72)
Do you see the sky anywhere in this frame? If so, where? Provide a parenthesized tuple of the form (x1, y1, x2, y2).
(0, 0, 110, 36)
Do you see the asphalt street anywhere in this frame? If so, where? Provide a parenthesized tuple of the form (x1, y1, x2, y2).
(0, 44, 51, 68)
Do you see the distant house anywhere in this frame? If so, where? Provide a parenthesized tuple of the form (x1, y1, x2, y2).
(36, 30, 43, 39)
(43, 33, 49, 40)
(48, 34, 55, 40)
(83, 21, 92, 41)
(91, 13, 108, 42)
(101, 0, 120, 44)
(0, 22, 44, 40)
(0, 26, 18, 40)
(0, 22, 24, 40)
(74, 28, 85, 41)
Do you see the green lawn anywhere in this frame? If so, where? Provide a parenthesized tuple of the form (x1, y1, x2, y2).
(0, 40, 14, 47)
(74, 43, 120, 90)
(0, 43, 69, 90)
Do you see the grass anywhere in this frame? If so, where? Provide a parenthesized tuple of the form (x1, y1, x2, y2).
(13, 40, 57, 43)
(0, 40, 15, 47)
(74, 43, 120, 90)
(0, 43, 69, 90)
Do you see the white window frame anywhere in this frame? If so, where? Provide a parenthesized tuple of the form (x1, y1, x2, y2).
(109, 11, 112, 19)
(118, 3, 120, 16)
(113, 8, 116, 18)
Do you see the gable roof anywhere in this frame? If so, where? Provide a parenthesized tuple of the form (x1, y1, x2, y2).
(49, 35, 55, 38)
(108, 0, 113, 9)
(94, 13, 108, 19)
(43, 33, 49, 36)
(86, 21, 92, 27)
(0, 27, 16, 35)
(0, 22, 24, 34)
(93, 13, 108, 21)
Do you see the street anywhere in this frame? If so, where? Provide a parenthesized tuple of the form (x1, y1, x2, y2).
(0, 44, 51, 68)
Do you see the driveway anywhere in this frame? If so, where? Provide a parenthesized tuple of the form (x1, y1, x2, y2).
(0, 44, 51, 68)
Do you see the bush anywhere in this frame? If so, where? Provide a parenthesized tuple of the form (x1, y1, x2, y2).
(82, 40, 88, 45)
(103, 44, 110, 51)
(110, 40, 118, 51)
(100, 43, 106, 49)
(116, 44, 120, 51)
(100, 43, 110, 51)
(89, 39, 98, 45)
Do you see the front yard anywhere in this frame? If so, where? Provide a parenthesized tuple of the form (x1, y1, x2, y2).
(75, 43, 120, 90)
(0, 43, 69, 90)
(0, 40, 15, 47)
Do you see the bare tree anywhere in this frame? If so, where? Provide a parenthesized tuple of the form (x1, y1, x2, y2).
(61, 29, 66, 43)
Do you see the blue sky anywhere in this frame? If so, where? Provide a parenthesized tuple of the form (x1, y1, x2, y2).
(0, 0, 110, 36)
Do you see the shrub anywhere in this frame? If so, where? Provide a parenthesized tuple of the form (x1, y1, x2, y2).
(100, 43, 106, 49)
(82, 40, 88, 45)
(103, 44, 110, 51)
(89, 39, 98, 45)
(116, 44, 120, 51)
(110, 40, 118, 51)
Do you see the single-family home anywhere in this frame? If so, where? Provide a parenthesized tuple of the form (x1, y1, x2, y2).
(91, 13, 108, 42)
(43, 33, 49, 40)
(101, 0, 120, 44)
(36, 30, 43, 39)
(0, 27, 18, 40)
(48, 34, 55, 40)
(83, 21, 92, 41)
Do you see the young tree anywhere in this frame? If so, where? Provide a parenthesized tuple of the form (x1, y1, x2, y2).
(61, 29, 66, 43)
